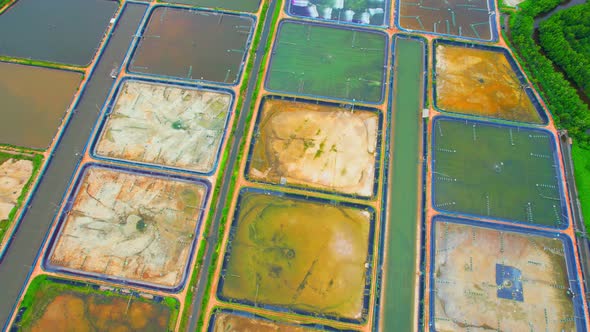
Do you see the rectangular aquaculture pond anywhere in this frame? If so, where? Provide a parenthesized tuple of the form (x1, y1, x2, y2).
(288, 0, 389, 27)
(0, 149, 42, 247)
(432, 117, 567, 228)
(266, 21, 387, 104)
(44, 164, 209, 291)
(429, 217, 586, 332)
(94, 79, 232, 174)
(0, 62, 82, 149)
(0, 0, 118, 66)
(218, 188, 375, 323)
(129, 6, 254, 84)
(209, 310, 327, 331)
(398, 0, 495, 41)
(434, 41, 546, 124)
(11, 275, 179, 331)
(164, 0, 261, 12)
(246, 96, 381, 198)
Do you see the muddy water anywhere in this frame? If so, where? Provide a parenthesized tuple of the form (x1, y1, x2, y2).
(17, 279, 173, 331)
(382, 38, 424, 332)
(433, 118, 565, 227)
(166, 0, 261, 12)
(0, 0, 118, 66)
(220, 192, 371, 321)
(0, 62, 82, 149)
(399, 0, 492, 40)
(435, 45, 544, 124)
(130, 7, 253, 84)
(212, 312, 316, 331)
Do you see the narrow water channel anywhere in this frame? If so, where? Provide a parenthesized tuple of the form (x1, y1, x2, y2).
(382, 37, 424, 332)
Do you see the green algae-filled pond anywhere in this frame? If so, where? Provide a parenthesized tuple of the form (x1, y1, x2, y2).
(165, 0, 261, 12)
(433, 117, 566, 227)
(266, 21, 387, 104)
(219, 190, 373, 322)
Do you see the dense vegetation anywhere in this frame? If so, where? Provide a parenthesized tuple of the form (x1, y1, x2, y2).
(538, 2, 590, 99)
(508, 0, 590, 143)
(506, 0, 590, 232)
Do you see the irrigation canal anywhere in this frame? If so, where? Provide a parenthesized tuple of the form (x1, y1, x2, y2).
(382, 37, 425, 331)
(0, 3, 148, 329)
(186, 0, 279, 329)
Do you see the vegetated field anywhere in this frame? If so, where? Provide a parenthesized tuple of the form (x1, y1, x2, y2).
(210, 311, 318, 331)
(572, 143, 590, 234)
(248, 98, 380, 197)
(435, 43, 544, 124)
(13, 275, 178, 331)
(0, 149, 42, 246)
(0, 0, 118, 66)
(47, 166, 208, 289)
(432, 219, 579, 332)
(95, 80, 232, 173)
(164, 0, 261, 12)
(129, 6, 253, 84)
(398, 0, 493, 40)
(432, 117, 566, 227)
(219, 190, 373, 321)
(0, 62, 82, 149)
(266, 21, 386, 103)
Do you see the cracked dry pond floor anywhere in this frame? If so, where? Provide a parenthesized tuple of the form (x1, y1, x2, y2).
(432, 220, 577, 331)
(47, 166, 207, 288)
(248, 99, 380, 197)
(219, 191, 372, 321)
(95, 80, 231, 173)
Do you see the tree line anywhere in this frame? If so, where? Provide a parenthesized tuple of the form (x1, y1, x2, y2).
(508, 0, 590, 145)
(538, 2, 590, 99)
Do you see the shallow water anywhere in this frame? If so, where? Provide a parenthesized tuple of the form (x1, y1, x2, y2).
(0, 0, 118, 66)
(0, 62, 82, 149)
(220, 192, 372, 320)
(130, 7, 253, 84)
(165, 0, 261, 12)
